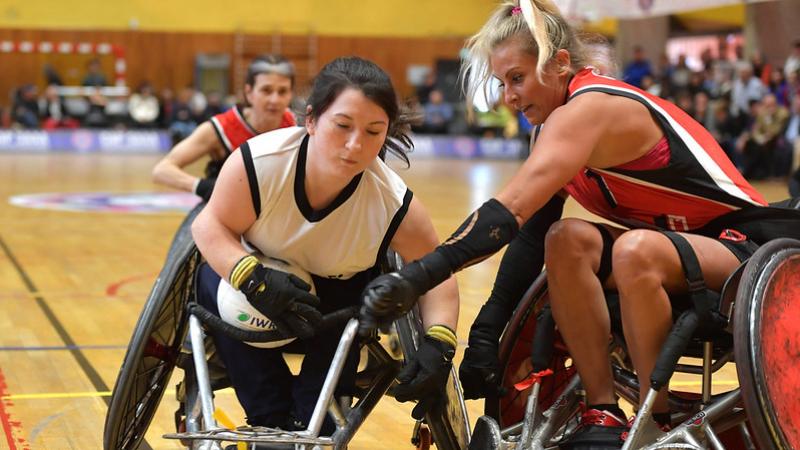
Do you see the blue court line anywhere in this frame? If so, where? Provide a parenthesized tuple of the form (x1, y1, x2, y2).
(0, 344, 127, 351)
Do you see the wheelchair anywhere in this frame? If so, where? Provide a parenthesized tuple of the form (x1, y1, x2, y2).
(469, 237, 800, 450)
(103, 205, 470, 450)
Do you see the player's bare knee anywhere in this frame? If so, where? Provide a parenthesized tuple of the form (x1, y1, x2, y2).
(544, 219, 601, 269)
(612, 230, 664, 289)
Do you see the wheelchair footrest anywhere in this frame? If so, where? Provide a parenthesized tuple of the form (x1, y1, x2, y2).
(163, 426, 335, 447)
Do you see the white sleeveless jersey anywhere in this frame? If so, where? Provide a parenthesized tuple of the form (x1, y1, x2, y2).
(238, 126, 412, 280)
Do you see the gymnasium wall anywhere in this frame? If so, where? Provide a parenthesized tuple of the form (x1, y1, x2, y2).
(0, 0, 494, 37)
(0, 1, 492, 106)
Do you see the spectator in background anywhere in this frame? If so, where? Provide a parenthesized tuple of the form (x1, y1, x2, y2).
(783, 40, 800, 79)
(159, 88, 177, 128)
(709, 99, 743, 167)
(622, 46, 652, 88)
(656, 52, 675, 99)
(189, 89, 208, 122)
(84, 92, 109, 128)
(39, 84, 79, 129)
(640, 74, 661, 97)
(420, 89, 453, 134)
(168, 107, 198, 144)
(670, 54, 692, 93)
(82, 58, 108, 87)
(473, 99, 516, 139)
(415, 70, 437, 107)
(713, 38, 735, 87)
(12, 84, 39, 128)
(687, 71, 710, 97)
(769, 69, 790, 107)
(731, 62, 768, 118)
(750, 50, 771, 83)
(692, 91, 712, 128)
(201, 91, 225, 122)
(779, 95, 800, 195)
(700, 47, 715, 72)
(742, 94, 789, 179)
(675, 91, 694, 116)
(43, 63, 63, 86)
(128, 81, 160, 128)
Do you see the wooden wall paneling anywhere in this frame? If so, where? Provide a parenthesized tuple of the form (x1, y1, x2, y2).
(1, 28, 467, 111)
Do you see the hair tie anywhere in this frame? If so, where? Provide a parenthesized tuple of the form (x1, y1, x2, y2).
(511, 6, 522, 15)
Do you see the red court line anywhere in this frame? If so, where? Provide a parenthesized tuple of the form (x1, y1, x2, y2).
(105, 272, 157, 296)
(0, 366, 27, 450)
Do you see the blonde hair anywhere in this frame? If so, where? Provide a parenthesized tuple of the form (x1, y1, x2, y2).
(461, 0, 611, 107)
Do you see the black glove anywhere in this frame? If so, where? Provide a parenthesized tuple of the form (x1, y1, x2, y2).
(393, 334, 456, 420)
(359, 272, 420, 336)
(195, 177, 216, 202)
(459, 337, 506, 400)
(237, 260, 323, 340)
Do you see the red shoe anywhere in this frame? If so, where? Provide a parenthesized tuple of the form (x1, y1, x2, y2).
(559, 409, 628, 449)
(580, 409, 628, 428)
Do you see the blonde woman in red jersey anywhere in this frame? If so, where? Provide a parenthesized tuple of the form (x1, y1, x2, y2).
(358, 1, 771, 447)
(153, 55, 296, 202)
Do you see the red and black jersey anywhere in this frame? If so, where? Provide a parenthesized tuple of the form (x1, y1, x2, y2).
(562, 68, 766, 231)
(209, 105, 296, 154)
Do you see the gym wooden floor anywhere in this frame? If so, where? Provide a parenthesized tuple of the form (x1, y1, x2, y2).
(0, 152, 790, 449)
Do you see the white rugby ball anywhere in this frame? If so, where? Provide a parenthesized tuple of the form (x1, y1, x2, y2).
(217, 255, 315, 348)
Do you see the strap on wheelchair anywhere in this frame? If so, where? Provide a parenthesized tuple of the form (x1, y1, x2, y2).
(661, 231, 723, 319)
(650, 232, 725, 391)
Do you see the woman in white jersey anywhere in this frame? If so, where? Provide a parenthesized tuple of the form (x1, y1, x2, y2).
(152, 54, 296, 202)
(191, 57, 459, 439)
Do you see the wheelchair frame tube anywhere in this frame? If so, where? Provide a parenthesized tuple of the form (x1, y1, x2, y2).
(188, 314, 218, 431)
(635, 389, 742, 450)
(300, 318, 360, 438)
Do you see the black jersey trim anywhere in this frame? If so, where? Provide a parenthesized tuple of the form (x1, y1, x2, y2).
(209, 117, 233, 153)
(294, 134, 363, 222)
(239, 141, 261, 217)
(375, 188, 413, 267)
(569, 86, 756, 209)
(235, 104, 259, 136)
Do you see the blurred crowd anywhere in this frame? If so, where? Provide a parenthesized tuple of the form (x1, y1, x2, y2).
(3, 40, 800, 181)
(2, 58, 235, 144)
(620, 39, 800, 181)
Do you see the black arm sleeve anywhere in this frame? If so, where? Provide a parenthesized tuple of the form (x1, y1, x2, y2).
(468, 195, 565, 345)
(398, 198, 520, 296)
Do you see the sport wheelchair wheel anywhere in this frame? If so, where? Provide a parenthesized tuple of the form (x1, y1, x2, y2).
(735, 238, 800, 450)
(485, 272, 577, 427)
(104, 205, 203, 450)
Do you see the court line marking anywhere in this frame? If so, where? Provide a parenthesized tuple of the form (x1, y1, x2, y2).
(2, 388, 236, 401)
(0, 236, 111, 399)
(105, 272, 157, 296)
(0, 235, 153, 450)
(0, 345, 127, 351)
(0, 366, 29, 450)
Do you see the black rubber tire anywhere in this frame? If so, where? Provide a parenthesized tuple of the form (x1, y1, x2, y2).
(103, 206, 203, 450)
